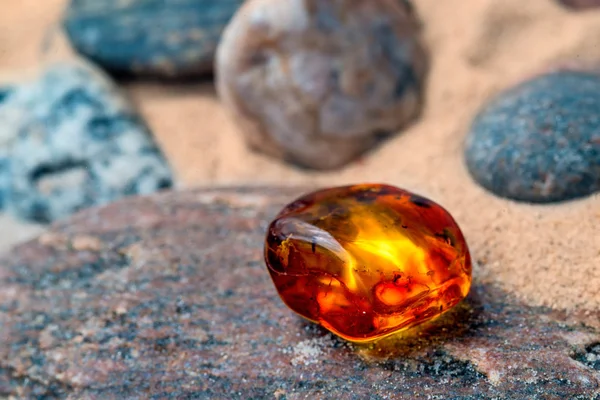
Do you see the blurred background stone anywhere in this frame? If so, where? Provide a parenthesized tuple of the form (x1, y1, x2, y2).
(464, 71, 600, 203)
(63, 0, 245, 78)
(0, 59, 172, 223)
(0, 187, 598, 398)
(217, 0, 427, 170)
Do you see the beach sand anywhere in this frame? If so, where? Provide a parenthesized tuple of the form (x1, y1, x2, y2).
(0, 0, 599, 311)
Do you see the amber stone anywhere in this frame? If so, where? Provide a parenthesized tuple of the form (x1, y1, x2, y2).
(264, 184, 472, 343)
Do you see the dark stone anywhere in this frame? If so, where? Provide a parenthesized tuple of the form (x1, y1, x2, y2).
(1, 187, 599, 399)
(0, 60, 172, 223)
(464, 71, 600, 203)
(63, 0, 244, 78)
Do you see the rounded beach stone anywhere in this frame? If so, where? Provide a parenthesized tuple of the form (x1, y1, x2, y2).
(216, 0, 427, 169)
(63, 0, 244, 78)
(0, 60, 173, 223)
(464, 71, 600, 203)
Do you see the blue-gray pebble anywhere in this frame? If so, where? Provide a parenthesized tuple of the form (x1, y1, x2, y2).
(465, 71, 600, 203)
(63, 0, 244, 78)
(0, 60, 172, 223)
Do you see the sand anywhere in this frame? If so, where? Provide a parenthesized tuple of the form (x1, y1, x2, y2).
(0, 0, 599, 311)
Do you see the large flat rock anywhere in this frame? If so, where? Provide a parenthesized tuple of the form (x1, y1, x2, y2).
(0, 187, 599, 399)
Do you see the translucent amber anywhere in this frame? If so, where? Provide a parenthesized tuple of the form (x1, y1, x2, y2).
(264, 184, 472, 343)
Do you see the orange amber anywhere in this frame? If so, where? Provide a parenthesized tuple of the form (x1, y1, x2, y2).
(264, 184, 472, 343)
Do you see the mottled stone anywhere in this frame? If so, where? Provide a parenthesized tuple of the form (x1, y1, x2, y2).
(0, 187, 599, 399)
(217, 0, 427, 169)
(465, 71, 600, 203)
(557, 0, 600, 9)
(63, 0, 245, 78)
(0, 60, 172, 223)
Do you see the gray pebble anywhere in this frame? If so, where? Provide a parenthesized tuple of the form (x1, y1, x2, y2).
(465, 71, 600, 203)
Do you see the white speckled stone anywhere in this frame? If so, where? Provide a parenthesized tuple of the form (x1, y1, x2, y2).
(0, 60, 173, 223)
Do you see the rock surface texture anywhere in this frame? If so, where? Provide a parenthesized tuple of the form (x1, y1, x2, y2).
(0, 60, 172, 223)
(1, 187, 599, 399)
(217, 0, 427, 169)
(63, 0, 245, 78)
(464, 71, 600, 203)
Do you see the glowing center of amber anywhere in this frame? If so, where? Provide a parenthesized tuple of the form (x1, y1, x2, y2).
(264, 184, 472, 343)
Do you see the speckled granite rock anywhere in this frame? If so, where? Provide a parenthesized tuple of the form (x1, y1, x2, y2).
(64, 0, 245, 78)
(0, 60, 172, 223)
(1, 187, 599, 399)
(217, 0, 427, 169)
(558, 0, 600, 9)
(465, 71, 600, 203)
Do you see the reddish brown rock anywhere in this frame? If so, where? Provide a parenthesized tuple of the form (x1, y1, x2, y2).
(216, 0, 427, 169)
(0, 187, 599, 398)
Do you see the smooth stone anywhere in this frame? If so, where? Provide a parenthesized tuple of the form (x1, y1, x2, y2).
(63, 0, 245, 78)
(0, 187, 599, 398)
(465, 71, 600, 203)
(0, 60, 172, 223)
(217, 0, 428, 170)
